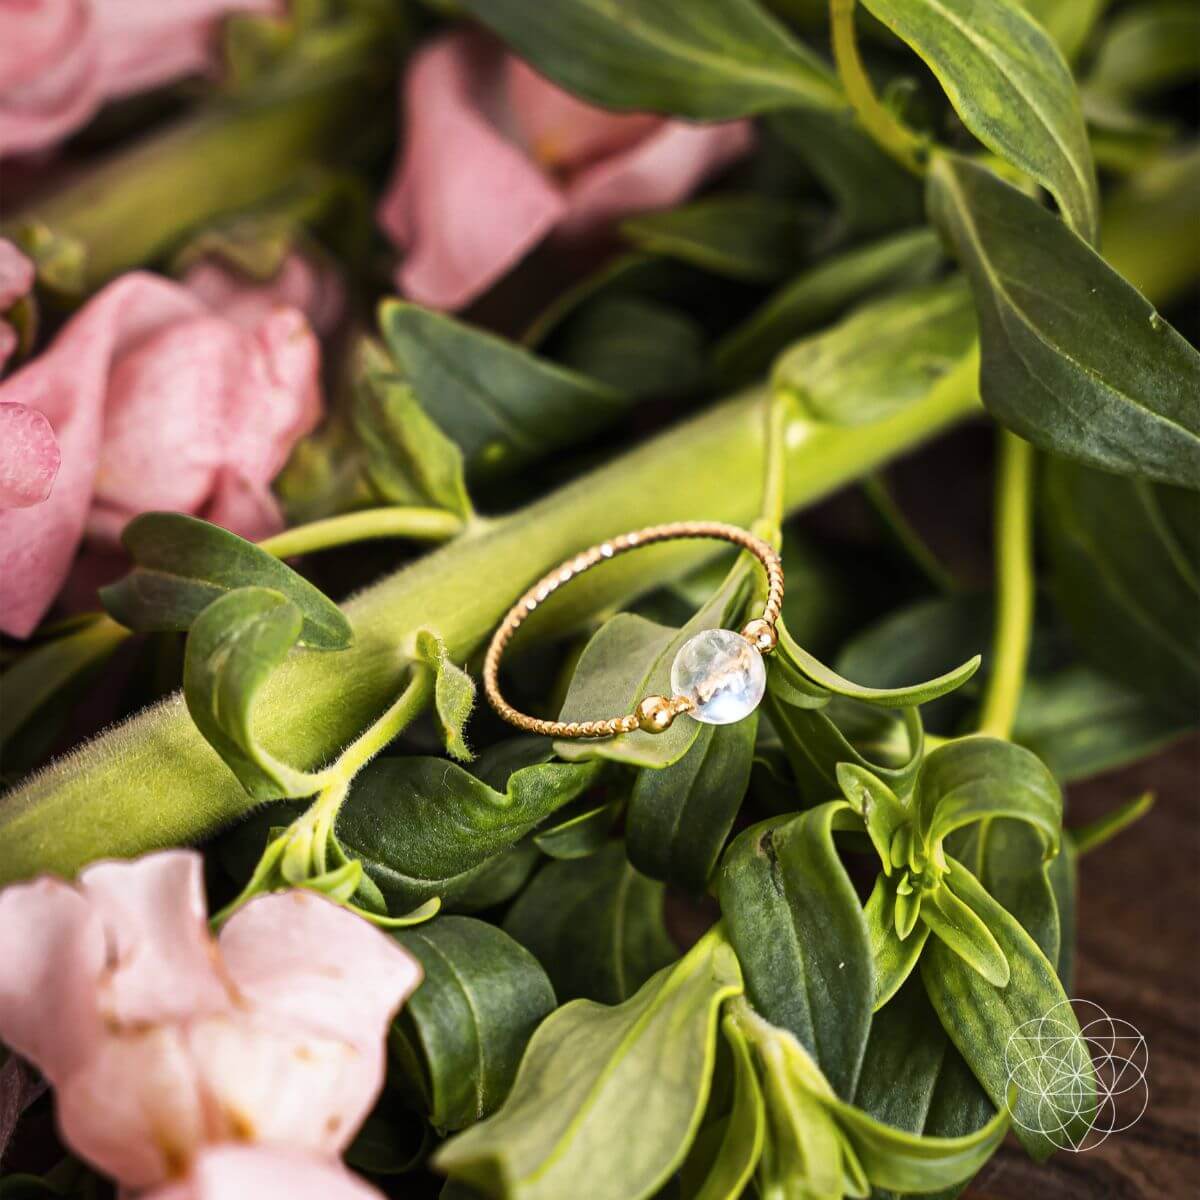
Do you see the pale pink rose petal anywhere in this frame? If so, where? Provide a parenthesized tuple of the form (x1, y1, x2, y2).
(0, 238, 35, 310)
(0, 324, 16, 369)
(202, 468, 285, 543)
(219, 891, 422, 1053)
(182, 251, 346, 335)
(149, 1147, 385, 1200)
(78, 852, 231, 1026)
(379, 31, 567, 311)
(0, 402, 60, 508)
(504, 56, 660, 171)
(0, 272, 205, 637)
(561, 118, 756, 237)
(0, 877, 106, 1085)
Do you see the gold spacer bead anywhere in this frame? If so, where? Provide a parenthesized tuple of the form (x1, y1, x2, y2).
(636, 695, 676, 734)
(741, 618, 778, 654)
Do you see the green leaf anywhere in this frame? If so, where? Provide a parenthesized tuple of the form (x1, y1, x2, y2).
(836, 763, 909, 875)
(414, 630, 475, 762)
(345, 1089, 432, 1175)
(920, 874, 1010, 987)
(550, 293, 707, 400)
(389, 917, 556, 1132)
(335, 753, 600, 910)
(1086, 1, 1200, 98)
(861, 0, 1098, 242)
(354, 372, 472, 519)
(774, 616, 980, 708)
(768, 108, 924, 238)
(621, 196, 815, 283)
(456, 0, 842, 119)
(503, 841, 677, 1004)
(772, 278, 979, 426)
(555, 558, 752, 768)
(627, 715, 757, 892)
(920, 857, 1095, 1159)
(680, 1014, 765, 1200)
(714, 228, 943, 385)
(1043, 458, 1200, 717)
(928, 152, 1200, 486)
(718, 805, 873, 1099)
(435, 927, 744, 1200)
(864, 875, 931, 1010)
(531, 793, 622, 859)
(183, 588, 320, 800)
(1020, 0, 1107, 62)
(916, 736, 1062, 855)
(379, 301, 628, 479)
(101, 512, 353, 649)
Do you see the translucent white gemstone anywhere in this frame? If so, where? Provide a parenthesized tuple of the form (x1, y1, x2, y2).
(671, 628, 766, 725)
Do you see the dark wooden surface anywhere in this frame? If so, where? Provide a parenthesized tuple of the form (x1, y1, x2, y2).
(966, 735, 1200, 1198)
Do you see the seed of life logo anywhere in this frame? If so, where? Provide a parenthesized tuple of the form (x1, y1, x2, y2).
(1005, 999, 1149, 1152)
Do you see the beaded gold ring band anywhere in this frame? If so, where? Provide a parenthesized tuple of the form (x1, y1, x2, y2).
(483, 521, 784, 739)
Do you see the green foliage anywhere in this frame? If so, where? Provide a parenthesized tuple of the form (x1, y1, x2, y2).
(101, 512, 352, 648)
(390, 917, 557, 1132)
(414, 629, 476, 762)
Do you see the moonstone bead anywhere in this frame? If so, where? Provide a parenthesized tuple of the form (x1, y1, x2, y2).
(670, 628, 766, 725)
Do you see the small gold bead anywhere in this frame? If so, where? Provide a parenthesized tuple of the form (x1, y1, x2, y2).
(741, 618, 778, 654)
(636, 695, 676, 733)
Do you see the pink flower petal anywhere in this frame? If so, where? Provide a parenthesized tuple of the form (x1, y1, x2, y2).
(219, 891, 422, 1053)
(562, 118, 755, 237)
(0, 238, 35, 310)
(201, 468, 285, 543)
(149, 1147, 385, 1200)
(0, 272, 204, 637)
(0, 402, 60, 508)
(504, 55, 660, 171)
(378, 31, 566, 311)
(78, 852, 231, 1027)
(0, 876, 106, 1085)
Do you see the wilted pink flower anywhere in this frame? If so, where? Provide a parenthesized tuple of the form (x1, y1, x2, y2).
(0, 851, 421, 1191)
(0, 237, 34, 370)
(0, 271, 322, 638)
(0, 0, 281, 158)
(149, 1146, 385, 1200)
(378, 31, 754, 311)
(182, 249, 347, 337)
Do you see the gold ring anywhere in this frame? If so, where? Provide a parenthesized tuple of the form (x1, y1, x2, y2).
(483, 521, 784, 739)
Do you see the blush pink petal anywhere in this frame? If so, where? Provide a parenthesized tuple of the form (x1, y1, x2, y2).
(0, 402, 60, 508)
(0, 876, 106, 1085)
(149, 1147, 385, 1200)
(379, 31, 566, 311)
(503, 56, 660, 171)
(0, 272, 203, 637)
(218, 890, 423, 1053)
(0, 238, 35, 310)
(561, 118, 756, 237)
(201, 468, 286, 543)
(78, 852, 230, 1026)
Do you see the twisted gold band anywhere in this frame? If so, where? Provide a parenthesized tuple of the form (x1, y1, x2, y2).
(483, 521, 784, 740)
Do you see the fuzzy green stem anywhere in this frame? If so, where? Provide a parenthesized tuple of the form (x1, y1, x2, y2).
(976, 432, 1035, 740)
(259, 507, 463, 557)
(0, 379, 981, 883)
(830, 0, 928, 176)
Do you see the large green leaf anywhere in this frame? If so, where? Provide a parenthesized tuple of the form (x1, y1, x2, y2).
(335, 753, 600, 910)
(921, 857, 1094, 1160)
(928, 153, 1200, 486)
(389, 917, 556, 1133)
(456, 0, 842, 118)
(379, 301, 628, 478)
(627, 715, 757, 892)
(621, 196, 815, 283)
(183, 588, 320, 800)
(435, 928, 744, 1200)
(1021, 0, 1108, 62)
(714, 228, 943, 385)
(862, 0, 1098, 242)
(503, 842, 677, 1004)
(773, 278, 978, 426)
(718, 806, 873, 1099)
(1043, 457, 1200, 717)
(101, 512, 352, 649)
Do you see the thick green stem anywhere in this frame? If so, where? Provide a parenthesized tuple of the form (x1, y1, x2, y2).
(976, 432, 1035, 740)
(259, 507, 463, 557)
(0, 379, 980, 883)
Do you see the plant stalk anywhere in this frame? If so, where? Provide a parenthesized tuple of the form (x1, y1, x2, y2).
(260, 507, 463, 557)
